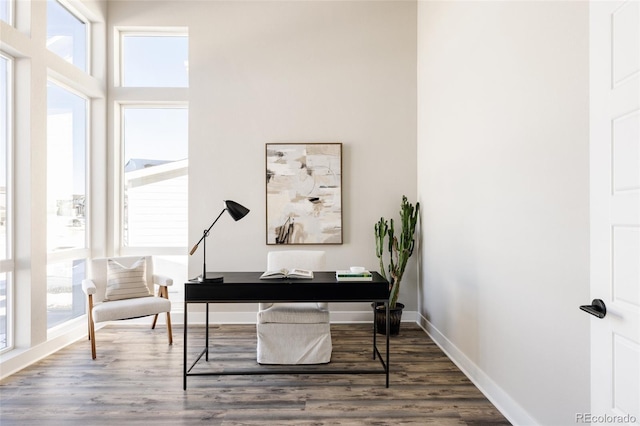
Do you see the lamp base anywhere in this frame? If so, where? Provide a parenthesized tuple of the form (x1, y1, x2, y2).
(198, 273, 224, 283)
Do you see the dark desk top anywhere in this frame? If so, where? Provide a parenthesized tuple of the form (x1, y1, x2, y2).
(185, 271, 390, 303)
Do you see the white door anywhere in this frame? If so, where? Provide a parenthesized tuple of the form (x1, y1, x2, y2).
(590, 0, 640, 423)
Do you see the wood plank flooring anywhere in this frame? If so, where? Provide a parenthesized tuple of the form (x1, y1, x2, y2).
(0, 323, 510, 425)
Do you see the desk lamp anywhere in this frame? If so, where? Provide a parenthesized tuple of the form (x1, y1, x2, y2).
(189, 200, 250, 282)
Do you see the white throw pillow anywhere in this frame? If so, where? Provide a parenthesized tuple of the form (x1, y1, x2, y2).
(104, 257, 151, 301)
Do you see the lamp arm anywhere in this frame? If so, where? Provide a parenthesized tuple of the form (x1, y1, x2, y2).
(189, 208, 226, 255)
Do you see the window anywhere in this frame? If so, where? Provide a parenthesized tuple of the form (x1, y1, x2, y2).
(47, 0, 88, 72)
(0, 0, 12, 24)
(121, 33, 188, 87)
(122, 107, 188, 247)
(1, 55, 10, 260)
(47, 81, 87, 329)
(1, 0, 103, 357)
(47, 82, 86, 252)
(116, 29, 189, 303)
(0, 53, 12, 352)
(46, 260, 85, 328)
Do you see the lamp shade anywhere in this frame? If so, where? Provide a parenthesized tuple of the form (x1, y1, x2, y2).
(225, 200, 250, 221)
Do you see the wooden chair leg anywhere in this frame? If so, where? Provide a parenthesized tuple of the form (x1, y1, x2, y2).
(151, 314, 159, 329)
(88, 295, 96, 360)
(166, 312, 173, 345)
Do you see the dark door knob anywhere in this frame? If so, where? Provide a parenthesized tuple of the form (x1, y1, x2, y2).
(580, 299, 606, 318)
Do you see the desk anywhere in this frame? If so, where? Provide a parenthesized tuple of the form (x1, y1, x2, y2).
(183, 271, 391, 389)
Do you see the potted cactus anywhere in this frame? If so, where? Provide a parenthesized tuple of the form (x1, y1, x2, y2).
(374, 195, 420, 335)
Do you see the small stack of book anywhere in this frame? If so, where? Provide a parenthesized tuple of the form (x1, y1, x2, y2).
(336, 270, 373, 281)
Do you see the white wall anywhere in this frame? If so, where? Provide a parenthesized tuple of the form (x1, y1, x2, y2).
(417, 1, 590, 425)
(108, 0, 418, 315)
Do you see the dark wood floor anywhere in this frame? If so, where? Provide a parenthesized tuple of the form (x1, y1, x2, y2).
(0, 323, 510, 425)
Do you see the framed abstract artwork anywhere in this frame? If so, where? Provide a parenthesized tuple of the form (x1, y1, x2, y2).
(266, 143, 343, 245)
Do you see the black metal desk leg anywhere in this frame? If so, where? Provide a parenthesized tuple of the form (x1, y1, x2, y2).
(205, 302, 209, 361)
(372, 302, 377, 359)
(183, 302, 188, 390)
(386, 301, 390, 388)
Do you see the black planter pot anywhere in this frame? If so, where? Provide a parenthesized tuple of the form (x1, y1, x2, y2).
(373, 303, 404, 336)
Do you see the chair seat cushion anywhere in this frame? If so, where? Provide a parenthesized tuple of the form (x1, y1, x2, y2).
(257, 303, 329, 324)
(93, 296, 171, 323)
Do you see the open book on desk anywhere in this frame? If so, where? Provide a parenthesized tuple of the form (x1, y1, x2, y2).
(259, 268, 314, 279)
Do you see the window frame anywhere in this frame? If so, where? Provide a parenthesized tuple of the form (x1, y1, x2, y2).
(112, 27, 189, 308)
(45, 77, 90, 331)
(0, 52, 14, 354)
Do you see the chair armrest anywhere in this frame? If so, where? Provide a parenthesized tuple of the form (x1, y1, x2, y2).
(153, 274, 173, 287)
(82, 279, 96, 295)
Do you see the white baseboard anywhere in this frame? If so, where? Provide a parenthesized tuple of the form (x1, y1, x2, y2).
(417, 313, 537, 426)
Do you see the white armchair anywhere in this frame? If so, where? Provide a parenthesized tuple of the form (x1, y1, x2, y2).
(257, 250, 332, 364)
(81, 256, 173, 359)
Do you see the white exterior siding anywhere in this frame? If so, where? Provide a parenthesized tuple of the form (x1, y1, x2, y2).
(125, 160, 188, 247)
